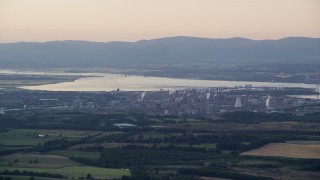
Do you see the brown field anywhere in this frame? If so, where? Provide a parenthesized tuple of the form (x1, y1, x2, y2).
(286, 141, 320, 145)
(237, 167, 320, 180)
(241, 143, 320, 159)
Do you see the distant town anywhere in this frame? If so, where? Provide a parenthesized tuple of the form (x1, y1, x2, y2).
(1, 86, 319, 119)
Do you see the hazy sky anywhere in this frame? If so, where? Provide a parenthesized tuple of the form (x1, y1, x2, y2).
(1, 0, 319, 42)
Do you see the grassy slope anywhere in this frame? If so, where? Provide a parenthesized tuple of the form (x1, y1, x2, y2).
(0, 153, 130, 179)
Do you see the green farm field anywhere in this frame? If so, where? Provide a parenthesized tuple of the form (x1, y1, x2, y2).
(0, 129, 101, 139)
(0, 154, 80, 168)
(0, 153, 130, 179)
(0, 175, 61, 180)
(0, 129, 120, 147)
(0, 166, 130, 179)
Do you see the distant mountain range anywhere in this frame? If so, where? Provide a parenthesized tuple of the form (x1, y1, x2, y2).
(0, 36, 319, 68)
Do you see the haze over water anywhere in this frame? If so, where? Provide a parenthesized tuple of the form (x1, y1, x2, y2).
(1, 69, 316, 92)
(14, 73, 317, 92)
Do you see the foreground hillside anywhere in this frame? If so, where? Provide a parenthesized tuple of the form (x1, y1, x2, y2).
(1, 110, 320, 180)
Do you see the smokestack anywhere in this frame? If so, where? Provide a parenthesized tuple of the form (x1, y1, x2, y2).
(141, 92, 146, 101)
(235, 96, 242, 108)
(206, 93, 211, 100)
(266, 95, 271, 109)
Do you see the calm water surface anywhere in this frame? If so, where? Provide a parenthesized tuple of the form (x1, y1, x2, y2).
(1, 69, 317, 92)
(19, 75, 317, 92)
(289, 95, 319, 99)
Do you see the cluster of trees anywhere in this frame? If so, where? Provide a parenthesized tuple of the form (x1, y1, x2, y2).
(250, 156, 320, 172)
(0, 170, 63, 179)
(90, 130, 319, 153)
(94, 146, 224, 168)
(31, 138, 88, 152)
(0, 113, 119, 131)
(219, 111, 320, 123)
(178, 168, 273, 180)
(121, 167, 197, 180)
(107, 160, 276, 180)
(0, 149, 18, 156)
(0, 177, 12, 180)
(71, 145, 227, 169)
(0, 112, 167, 131)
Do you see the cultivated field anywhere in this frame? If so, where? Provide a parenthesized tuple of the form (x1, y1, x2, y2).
(0, 153, 130, 179)
(241, 142, 320, 159)
(0, 129, 56, 147)
(0, 129, 121, 147)
(0, 176, 60, 180)
(0, 166, 130, 179)
(0, 153, 80, 168)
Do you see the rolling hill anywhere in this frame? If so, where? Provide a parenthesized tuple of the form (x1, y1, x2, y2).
(0, 36, 319, 68)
